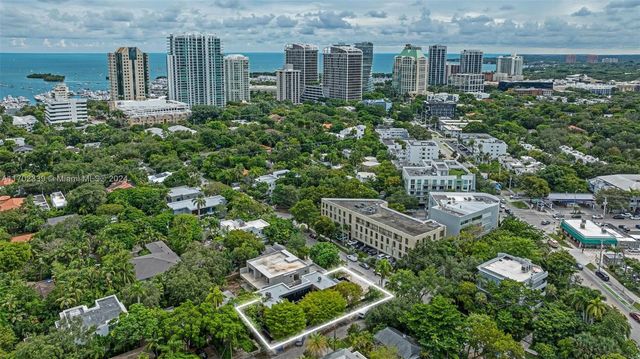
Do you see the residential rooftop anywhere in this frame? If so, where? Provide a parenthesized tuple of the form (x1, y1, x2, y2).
(323, 198, 443, 237)
(130, 241, 181, 280)
(478, 253, 545, 283)
(55, 295, 127, 335)
(247, 249, 308, 279)
(429, 192, 499, 217)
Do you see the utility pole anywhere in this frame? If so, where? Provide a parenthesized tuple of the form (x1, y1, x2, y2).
(598, 237, 604, 272)
(603, 196, 608, 218)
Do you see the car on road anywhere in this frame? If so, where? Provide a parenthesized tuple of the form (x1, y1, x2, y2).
(636, 224, 640, 230)
(613, 214, 627, 220)
(631, 216, 640, 220)
(346, 254, 358, 262)
(576, 263, 584, 271)
(347, 240, 358, 246)
(618, 224, 631, 232)
(592, 214, 604, 220)
(595, 270, 610, 281)
(541, 220, 551, 225)
(359, 262, 370, 270)
(295, 337, 305, 346)
(552, 214, 565, 220)
(630, 312, 640, 323)
(570, 214, 582, 219)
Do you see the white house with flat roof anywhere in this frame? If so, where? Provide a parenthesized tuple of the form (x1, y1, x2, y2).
(477, 253, 548, 291)
(428, 192, 499, 236)
(375, 127, 410, 140)
(111, 99, 191, 126)
(220, 219, 270, 238)
(404, 140, 440, 165)
(255, 169, 290, 193)
(402, 160, 476, 204)
(50, 191, 67, 209)
(148, 172, 172, 184)
(240, 249, 312, 289)
(167, 195, 226, 216)
(12, 115, 38, 131)
(589, 174, 640, 211)
(167, 186, 202, 203)
(459, 133, 507, 159)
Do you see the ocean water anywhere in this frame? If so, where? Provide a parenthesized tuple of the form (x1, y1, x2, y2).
(0, 52, 498, 101)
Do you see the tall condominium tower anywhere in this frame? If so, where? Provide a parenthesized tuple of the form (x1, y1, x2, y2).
(284, 43, 318, 87)
(460, 49, 483, 74)
(392, 44, 428, 96)
(428, 45, 447, 86)
(223, 54, 250, 103)
(322, 45, 363, 101)
(276, 64, 302, 104)
(354, 42, 374, 92)
(108, 47, 149, 101)
(167, 33, 225, 107)
(496, 54, 524, 80)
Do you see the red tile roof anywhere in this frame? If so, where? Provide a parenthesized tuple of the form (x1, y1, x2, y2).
(11, 233, 34, 243)
(106, 181, 134, 193)
(0, 177, 15, 187)
(0, 197, 25, 212)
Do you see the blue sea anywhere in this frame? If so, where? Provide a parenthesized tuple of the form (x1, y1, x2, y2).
(0, 52, 498, 101)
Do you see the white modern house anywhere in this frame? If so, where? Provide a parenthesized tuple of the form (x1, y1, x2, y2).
(402, 160, 476, 204)
(12, 115, 38, 131)
(477, 253, 548, 291)
(220, 219, 271, 238)
(459, 133, 507, 160)
(55, 295, 127, 336)
(50, 191, 67, 209)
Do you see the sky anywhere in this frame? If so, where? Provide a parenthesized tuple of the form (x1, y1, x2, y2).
(0, 0, 639, 54)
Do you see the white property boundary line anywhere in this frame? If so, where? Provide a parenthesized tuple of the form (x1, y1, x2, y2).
(234, 266, 395, 351)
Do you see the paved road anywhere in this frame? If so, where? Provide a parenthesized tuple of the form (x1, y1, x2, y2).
(271, 320, 365, 359)
(502, 195, 640, 343)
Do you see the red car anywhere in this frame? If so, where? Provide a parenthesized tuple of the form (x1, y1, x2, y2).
(630, 312, 640, 323)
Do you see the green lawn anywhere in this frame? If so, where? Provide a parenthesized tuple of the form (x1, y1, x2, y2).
(510, 201, 529, 209)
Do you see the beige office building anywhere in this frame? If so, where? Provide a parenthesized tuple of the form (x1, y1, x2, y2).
(108, 47, 149, 101)
(321, 198, 446, 259)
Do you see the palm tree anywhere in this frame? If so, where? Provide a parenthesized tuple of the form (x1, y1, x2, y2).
(376, 259, 393, 287)
(129, 282, 145, 304)
(206, 286, 225, 309)
(192, 194, 206, 217)
(306, 333, 329, 358)
(586, 297, 606, 323)
(567, 289, 590, 321)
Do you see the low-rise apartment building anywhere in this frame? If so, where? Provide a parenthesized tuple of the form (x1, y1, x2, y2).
(110, 99, 191, 126)
(427, 192, 500, 236)
(459, 133, 507, 159)
(402, 160, 476, 204)
(321, 198, 446, 259)
(477, 253, 548, 291)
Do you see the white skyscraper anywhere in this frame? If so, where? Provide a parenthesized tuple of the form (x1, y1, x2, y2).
(460, 50, 483, 74)
(392, 44, 428, 95)
(167, 33, 225, 107)
(276, 64, 302, 104)
(45, 83, 88, 125)
(223, 54, 250, 103)
(322, 45, 363, 101)
(496, 54, 524, 80)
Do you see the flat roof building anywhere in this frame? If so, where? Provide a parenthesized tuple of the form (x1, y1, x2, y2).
(402, 160, 476, 204)
(459, 133, 507, 160)
(224, 54, 250, 103)
(240, 248, 312, 290)
(45, 84, 88, 125)
(323, 45, 363, 101)
(110, 99, 191, 126)
(560, 219, 638, 248)
(108, 47, 149, 101)
(321, 198, 446, 259)
(428, 192, 500, 236)
(589, 174, 640, 211)
(12, 115, 38, 131)
(477, 253, 548, 291)
(166, 195, 226, 217)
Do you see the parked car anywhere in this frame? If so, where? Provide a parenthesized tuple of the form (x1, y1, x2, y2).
(618, 224, 630, 232)
(346, 254, 358, 262)
(613, 214, 627, 219)
(547, 239, 559, 248)
(571, 214, 582, 219)
(541, 220, 551, 225)
(631, 216, 640, 220)
(592, 214, 604, 220)
(553, 214, 565, 220)
(295, 337, 305, 346)
(595, 270, 610, 281)
(623, 213, 633, 218)
(376, 253, 386, 260)
(630, 312, 640, 323)
(576, 263, 584, 271)
(359, 262, 370, 270)
(636, 224, 640, 230)
(347, 240, 358, 246)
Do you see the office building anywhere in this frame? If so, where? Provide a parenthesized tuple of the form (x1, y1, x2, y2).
(44, 84, 88, 125)
(55, 295, 127, 336)
(276, 64, 302, 104)
(402, 160, 476, 204)
(284, 43, 318, 87)
(460, 50, 483, 74)
(427, 192, 500, 236)
(321, 198, 446, 259)
(477, 253, 548, 291)
(108, 47, 149, 101)
(448, 73, 485, 93)
(565, 54, 577, 64)
(423, 93, 458, 118)
(110, 99, 191, 126)
(495, 54, 524, 80)
(223, 54, 250, 103)
(403, 140, 440, 165)
(167, 33, 225, 107)
(586, 54, 599, 64)
(428, 45, 447, 86)
(589, 174, 640, 210)
(392, 44, 428, 96)
(354, 42, 374, 92)
(322, 45, 363, 101)
(560, 219, 638, 248)
(458, 133, 507, 159)
(300, 85, 325, 102)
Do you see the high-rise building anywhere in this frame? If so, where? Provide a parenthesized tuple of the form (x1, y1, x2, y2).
(565, 54, 577, 64)
(108, 47, 149, 101)
(460, 50, 483, 74)
(276, 64, 302, 104)
(586, 54, 599, 64)
(167, 33, 225, 107)
(448, 73, 485, 93)
(284, 43, 318, 88)
(495, 54, 524, 80)
(428, 45, 447, 86)
(322, 45, 363, 101)
(354, 42, 374, 92)
(392, 44, 428, 96)
(45, 84, 88, 125)
(223, 54, 250, 103)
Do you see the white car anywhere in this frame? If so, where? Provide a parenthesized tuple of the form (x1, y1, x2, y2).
(631, 216, 640, 220)
(346, 254, 358, 262)
(376, 253, 386, 260)
(592, 214, 604, 220)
